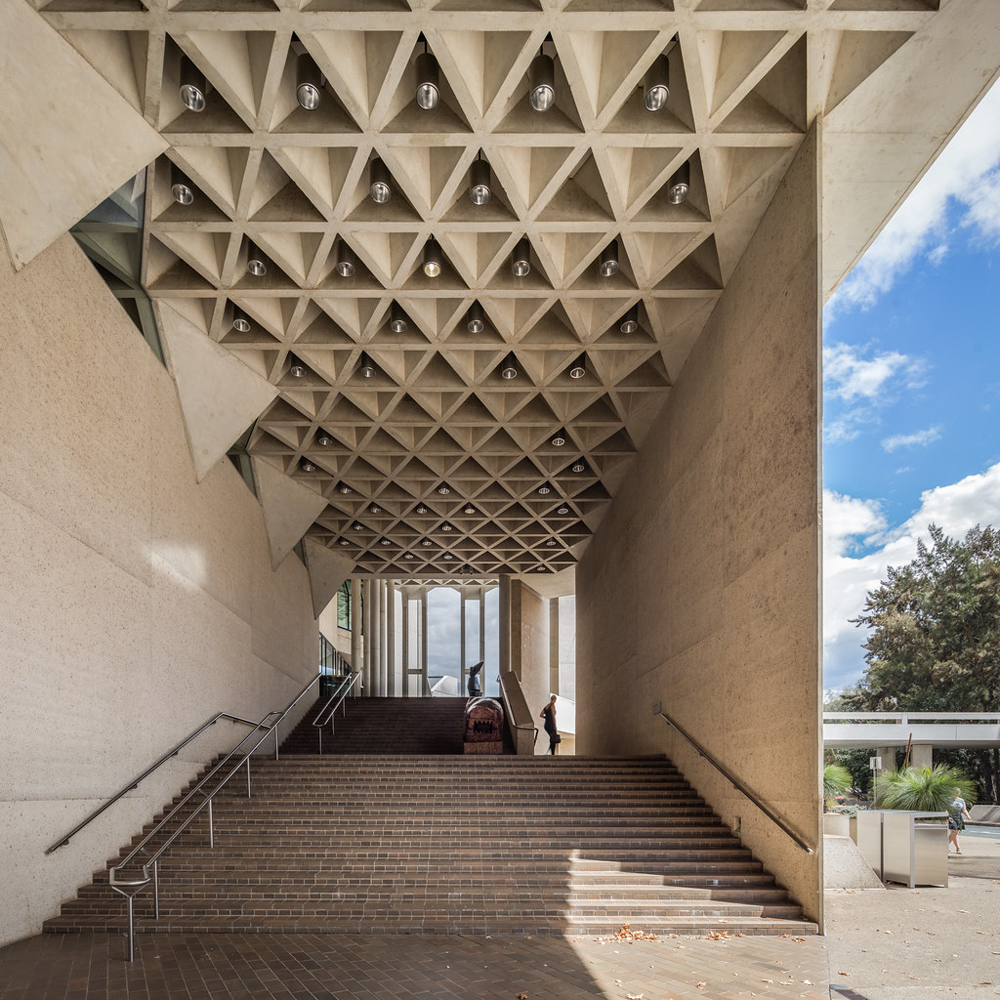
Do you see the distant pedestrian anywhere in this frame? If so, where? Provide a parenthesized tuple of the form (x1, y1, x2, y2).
(948, 788, 972, 854)
(540, 695, 559, 755)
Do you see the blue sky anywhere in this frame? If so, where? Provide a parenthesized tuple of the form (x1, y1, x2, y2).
(822, 78, 1000, 692)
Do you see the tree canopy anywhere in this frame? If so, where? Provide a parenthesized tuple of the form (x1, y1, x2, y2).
(834, 524, 1000, 801)
(850, 524, 1000, 712)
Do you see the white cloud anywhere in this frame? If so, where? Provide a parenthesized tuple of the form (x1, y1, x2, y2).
(823, 342, 928, 443)
(881, 426, 943, 453)
(823, 462, 1000, 689)
(826, 79, 1000, 321)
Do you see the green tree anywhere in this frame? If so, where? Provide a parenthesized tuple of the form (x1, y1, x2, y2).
(849, 524, 1000, 801)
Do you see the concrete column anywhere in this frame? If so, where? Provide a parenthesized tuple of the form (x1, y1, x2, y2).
(421, 588, 429, 697)
(909, 744, 933, 769)
(498, 575, 511, 677)
(362, 579, 372, 697)
(401, 590, 410, 696)
(387, 580, 396, 697)
(875, 747, 897, 774)
(479, 586, 486, 662)
(549, 597, 560, 695)
(460, 590, 467, 696)
(350, 578, 362, 696)
(371, 578, 382, 698)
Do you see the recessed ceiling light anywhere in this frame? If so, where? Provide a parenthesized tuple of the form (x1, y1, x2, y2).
(289, 356, 307, 378)
(415, 504, 429, 515)
(358, 352, 376, 379)
(415, 46, 439, 110)
(546, 539, 557, 547)
(556, 505, 569, 515)
(469, 156, 491, 206)
(551, 430, 566, 447)
(668, 161, 690, 205)
(619, 305, 639, 334)
(369, 158, 391, 204)
(512, 237, 531, 278)
(246, 241, 267, 277)
(537, 485, 551, 495)
(500, 354, 518, 380)
(338, 538, 351, 546)
(335, 240, 355, 278)
(352, 522, 364, 531)
(231, 305, 251, 334)
(170, 163, 194, 205)
(179, 56, 207, 113)
(296, 53, 323, 111)
(316, 430, 333, 447)
(443, 553, 454, 560)
(466, 301, 485, 334)
(463, 504, 476, 515)
(390, 302, 407, 333)
(436, 484, 451, 495)
(441, 523, 453, 532)
(572, 460, 586, 474)
(599, 241, 619, 278)
(403, 552, 415, 560)
(568, 355, 586, 380)
(338, 484, 352, 494)
(380, 538, 392, 546)
(423, 239, 442, 278)
(421, 539, 433, 547)
(643, 54, 670, 112)
(300, 458, 317, 473)
(369, 503, 382, 514)
(529, 51, 555, 112)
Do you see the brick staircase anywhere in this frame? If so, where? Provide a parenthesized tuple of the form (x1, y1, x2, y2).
(44, 696, 817, 937)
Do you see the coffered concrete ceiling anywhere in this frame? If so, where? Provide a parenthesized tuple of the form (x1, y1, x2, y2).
(33, 0, 994, 583)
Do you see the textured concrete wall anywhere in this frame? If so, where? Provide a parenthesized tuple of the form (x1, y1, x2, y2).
(576, 128, 823, 922)
(0, 236, 317, 946)
(510, 581, 551, 755)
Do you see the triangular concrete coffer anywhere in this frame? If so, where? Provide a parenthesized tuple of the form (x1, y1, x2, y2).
(252, 458, 329, 570)
(158, 301, 279, 482)
(303, 537, 354, 620)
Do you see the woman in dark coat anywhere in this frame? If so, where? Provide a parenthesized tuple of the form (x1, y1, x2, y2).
(540, 695, 558, 755)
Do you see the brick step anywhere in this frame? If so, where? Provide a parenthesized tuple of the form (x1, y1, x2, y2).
(51, 707, 813, 938)
(43, 913, 818, 937)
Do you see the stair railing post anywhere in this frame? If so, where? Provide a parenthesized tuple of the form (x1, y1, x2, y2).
(153, 860, 160, 921)
(207, 798, 214, 850)
(274, 721, 280, 760)
(246, 757, 251, 798)
(318, 727, 323, 754)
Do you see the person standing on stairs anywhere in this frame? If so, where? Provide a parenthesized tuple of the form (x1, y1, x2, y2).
(540, 695, 559, 755)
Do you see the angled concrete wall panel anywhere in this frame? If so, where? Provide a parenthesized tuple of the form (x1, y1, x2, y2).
(576, 125, 823, 924)
(0, 1, 166, 270)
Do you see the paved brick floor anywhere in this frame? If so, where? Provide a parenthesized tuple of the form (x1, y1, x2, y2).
(0, 931, 829, 1000)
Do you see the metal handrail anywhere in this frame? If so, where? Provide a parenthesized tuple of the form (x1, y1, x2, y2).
(656, 710, 814, 854)
(108, 672, 323, 959)
(497, 671, 540, 748)
(313, 671, 361, 727)
(46, 711, 272, 854)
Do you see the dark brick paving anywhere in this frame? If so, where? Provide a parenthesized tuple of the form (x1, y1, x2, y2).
(0, 930, 830, 1000)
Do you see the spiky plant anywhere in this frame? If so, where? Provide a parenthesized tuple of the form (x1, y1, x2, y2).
(877, 764, 976, 811)
(823, 763, 853, 808)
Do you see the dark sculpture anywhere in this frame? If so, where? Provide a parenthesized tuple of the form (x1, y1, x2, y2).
(467, 660, 485, 697)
